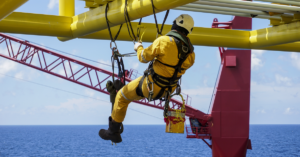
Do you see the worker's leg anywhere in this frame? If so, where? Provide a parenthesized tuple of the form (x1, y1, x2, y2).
(99, 76, 143, 143)
(111, 76, 143, 123)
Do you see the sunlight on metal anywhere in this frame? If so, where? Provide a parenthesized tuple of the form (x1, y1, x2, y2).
(82, 22, 251, 49)
(0, 12, 73, 37)
(174, 7, 282, 20)
(0, 0, 28, 21)
(1, 12, 300, 52)
(256, 0, 300, 6)
(193, 1, 298, 14)
(262, 42, 300, 52)
(59, 0, 75, 17)
(59, 0, 197, 41)
(84, 0, 114, 8)
(250, 21, 300, 48)
(198, 0, 300, 13)
(182, 4, 272, 16)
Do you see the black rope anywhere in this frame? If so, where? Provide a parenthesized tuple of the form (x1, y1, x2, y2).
(124, 0, 136, 42)
(150, 0, 170, 35)
(105, 3, 123, 42)
(136, 18, 143, 42)
(106, 2, 126, 84)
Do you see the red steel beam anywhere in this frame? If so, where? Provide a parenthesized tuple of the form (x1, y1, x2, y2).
(0, 33, 206, 120)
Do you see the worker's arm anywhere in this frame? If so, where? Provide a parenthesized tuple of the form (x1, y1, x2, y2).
(136, 37, 161, 63)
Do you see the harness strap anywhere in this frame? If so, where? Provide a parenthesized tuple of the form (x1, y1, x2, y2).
(135, 33, 193, 102)
(155, 59, 187, 71)
(150, 69, 180, 87)
(136, 74, 146, 97)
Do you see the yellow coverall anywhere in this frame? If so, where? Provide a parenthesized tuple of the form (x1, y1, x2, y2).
(111, 36, 195, 123)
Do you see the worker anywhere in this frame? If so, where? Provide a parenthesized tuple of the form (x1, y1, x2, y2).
(99, 14, 195, 143)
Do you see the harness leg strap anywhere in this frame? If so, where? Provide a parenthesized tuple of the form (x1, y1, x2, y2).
(136, 75, 146, 97)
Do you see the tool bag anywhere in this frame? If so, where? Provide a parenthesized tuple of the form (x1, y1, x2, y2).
(164, 94, 186, 134)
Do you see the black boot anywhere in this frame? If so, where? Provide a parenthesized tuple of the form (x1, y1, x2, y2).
(99, 116, 122, 143)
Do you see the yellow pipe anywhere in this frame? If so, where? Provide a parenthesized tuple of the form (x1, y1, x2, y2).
(250, 21, 300, 48)
(82, 23, 250, 49)
(0, 12, 73, 37)
(59, 0, 198, 41)
(261, 42, 300, 52)
(59, 0, 75, 17)
(1, 12, 300, 52)
(0, 0, 28, 21)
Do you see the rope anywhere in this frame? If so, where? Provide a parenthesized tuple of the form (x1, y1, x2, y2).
(105, 3, 123, 43)
(105, 3, 126, 84)
(137, 18, 143, 41)
(150, 0, 170, 36)
(124, 0, 136, 43)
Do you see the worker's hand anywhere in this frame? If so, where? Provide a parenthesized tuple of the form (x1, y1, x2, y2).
(134, 42, 143, 52)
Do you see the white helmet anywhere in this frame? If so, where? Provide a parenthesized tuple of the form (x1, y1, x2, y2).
(174, 14, 194, 34)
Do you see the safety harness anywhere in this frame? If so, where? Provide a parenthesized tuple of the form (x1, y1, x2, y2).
(136, 30, 194, 103)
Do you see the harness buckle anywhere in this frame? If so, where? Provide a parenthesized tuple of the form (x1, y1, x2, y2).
(147, 81, 154, 101)
(110, 41, 117, 49)
(112, 47, 120, 60)
(182, 45, 189, 53)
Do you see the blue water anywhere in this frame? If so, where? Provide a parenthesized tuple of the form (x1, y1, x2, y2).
(0, 125, 299, 157)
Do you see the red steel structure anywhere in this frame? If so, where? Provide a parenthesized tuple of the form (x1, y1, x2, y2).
(0, 33, 205, 119)
(210, 16, 253, 156)
(0, 16, 252, 157)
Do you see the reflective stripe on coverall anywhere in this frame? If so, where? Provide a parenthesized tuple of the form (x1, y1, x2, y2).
(111, 36, 195, 123)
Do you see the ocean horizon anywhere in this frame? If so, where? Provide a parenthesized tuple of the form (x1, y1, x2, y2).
(1, 125, 299, 156)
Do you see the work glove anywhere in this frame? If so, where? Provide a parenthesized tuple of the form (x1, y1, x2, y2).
(134, 42, 143, 52)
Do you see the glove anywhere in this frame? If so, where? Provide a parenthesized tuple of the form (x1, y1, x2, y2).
(134, 42, 143, 52)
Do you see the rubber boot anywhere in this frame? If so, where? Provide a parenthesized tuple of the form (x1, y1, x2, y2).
(99, 116, 122, 143)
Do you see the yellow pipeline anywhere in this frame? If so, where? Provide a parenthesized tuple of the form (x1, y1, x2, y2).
(59, 0, 75, 17)
(58, 0, 198, 41)
(0, 0, 28, 21)
(0, 12, 73, 37)
(0, 12, 300, 52)
(250, 21, 300, 48)
(83, 23, 250, 49)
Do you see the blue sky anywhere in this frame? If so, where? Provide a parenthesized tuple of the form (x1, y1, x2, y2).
(0, 0, 299, 125)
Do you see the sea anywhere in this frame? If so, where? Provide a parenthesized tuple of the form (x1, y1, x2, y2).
(0, 125, 299, 157)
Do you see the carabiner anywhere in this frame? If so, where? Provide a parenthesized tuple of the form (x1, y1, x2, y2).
(147, 81, 154, 101)
(110, 41, 117, 50)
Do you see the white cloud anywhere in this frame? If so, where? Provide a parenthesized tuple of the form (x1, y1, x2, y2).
(58, 68, 66, 76)
(275, 74, 291, 86)
(0, 109, 2, 112)
(48, 0, 59, 10)
(256, 109, 266, 114)
(84, 89, 95, 97)
(45, 98, 106, 112)
(284, 107, 292, 114)
(0, 60, 17, 79)
(131, 62, 139, 69)
(251, 50, 265, 70)
(15, 72, 24, 79)
(203, 77, 208, 86)
(98, 59, 112, 71)
(205, 63, 211, 69)
(182, 87, 214, 96)
(290, 52, 300, 70)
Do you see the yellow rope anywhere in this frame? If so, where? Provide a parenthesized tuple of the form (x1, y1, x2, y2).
(137, 25, 147, 42)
